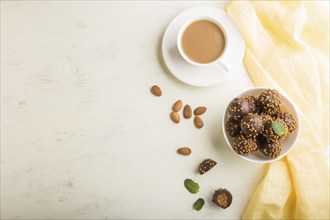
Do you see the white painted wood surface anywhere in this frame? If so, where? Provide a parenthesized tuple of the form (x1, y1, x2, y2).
(1, 1, 263, 219)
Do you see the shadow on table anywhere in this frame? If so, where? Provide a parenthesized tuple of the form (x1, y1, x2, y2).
(156, 31, 193, 89)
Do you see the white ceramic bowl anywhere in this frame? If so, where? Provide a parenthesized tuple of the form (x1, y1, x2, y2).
(222, 87, 300, 163)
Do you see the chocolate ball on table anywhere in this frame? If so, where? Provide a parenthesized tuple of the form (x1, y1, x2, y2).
(232, 134, 258, 156)
(241, 114, 264, 138)
(258, 89, 282, 116)
(258, 136, 283, 158)
(212, 188, 233, 209)
(262, 118, 288, 143)
(243, 95, 259, 113)
(225, 118, 241, 137)
(228, 98, 250, 120)
(276, 112, 297, 134)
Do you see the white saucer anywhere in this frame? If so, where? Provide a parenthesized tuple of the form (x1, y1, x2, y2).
(162, 6, 245, 87)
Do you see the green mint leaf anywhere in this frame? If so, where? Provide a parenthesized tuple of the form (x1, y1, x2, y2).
(193, 198, 205, 211)
(271, 121, 287, 136)
(184, 179, 200, 194)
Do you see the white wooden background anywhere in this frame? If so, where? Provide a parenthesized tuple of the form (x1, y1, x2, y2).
(1, 1, 263, 219)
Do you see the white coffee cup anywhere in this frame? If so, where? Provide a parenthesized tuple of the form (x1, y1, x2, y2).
(177, 16, 231, 72)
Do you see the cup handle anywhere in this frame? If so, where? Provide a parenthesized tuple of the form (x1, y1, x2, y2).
(215, 60, 231, 72)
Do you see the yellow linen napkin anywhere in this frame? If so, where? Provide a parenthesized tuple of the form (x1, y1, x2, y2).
(227, 1, 329, 219)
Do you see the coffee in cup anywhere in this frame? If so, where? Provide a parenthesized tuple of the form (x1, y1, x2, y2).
(177, 17, 230, 71)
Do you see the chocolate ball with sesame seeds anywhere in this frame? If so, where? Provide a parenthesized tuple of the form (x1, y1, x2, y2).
(262, 118, 288, 143)
(258, 137, 283, 158)
(276, 112, 297, 134)
(258, 89, 282, 115)
(225, 118, 241, 137)
(241, 114, 264, 138)
(243, 95, 259, 113)
(256, 135, 266, 150)
(228, 98, 250, 120)
(260, 112, 273, 122)
(232, 134, 258, 156)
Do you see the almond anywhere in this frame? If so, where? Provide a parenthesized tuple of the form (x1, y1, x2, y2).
(170, 111, 180, 123)
(177, 147, 191, 155)
(194, 106, 207, 115)
(172, 100, 183, 112)
(150, 85, 162, 96)
(194, 116, 204, 128)
(183, 104, 192, 119)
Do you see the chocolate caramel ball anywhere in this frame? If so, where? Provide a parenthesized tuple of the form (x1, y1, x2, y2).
(262, 118, 288, 142)
(212, 188, 233, 209)
(228, 98, 250, 120)
(258, 137, 283, 158)
(260, 112, 273, 122)
(226, 118, 241, 137)
(241, 114, 264, 137)
(276, 112, 297, 134)
(232, 134, 258, 156)
(243, 95, 259, 113)
(258, 89, 282, 115)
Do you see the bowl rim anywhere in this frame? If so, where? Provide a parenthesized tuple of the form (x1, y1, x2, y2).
(222, 87, 300, 164)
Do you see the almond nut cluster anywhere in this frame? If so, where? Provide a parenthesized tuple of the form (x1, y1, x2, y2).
(171, 100, 207, 129)
(226, 89, 297, 158)
(150, 84, 208, 129)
